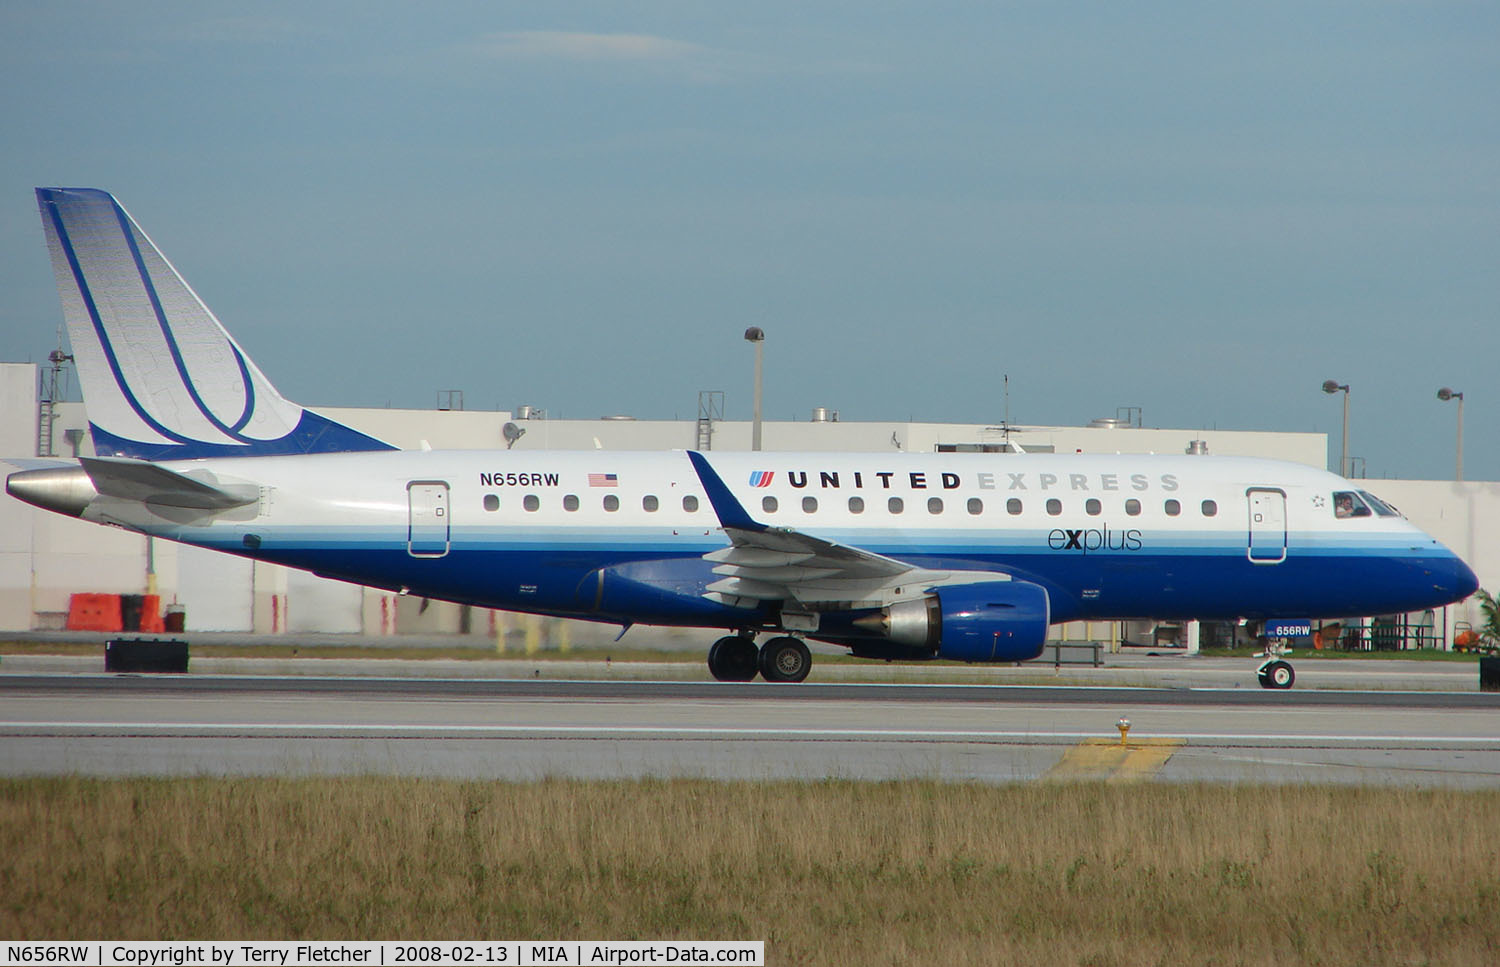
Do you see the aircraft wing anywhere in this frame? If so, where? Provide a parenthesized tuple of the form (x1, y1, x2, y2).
(687, 451, 1008, 611)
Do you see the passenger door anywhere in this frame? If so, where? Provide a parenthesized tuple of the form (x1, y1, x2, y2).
(407, 481, 450, 558)
(1246, 488, 1287, 564)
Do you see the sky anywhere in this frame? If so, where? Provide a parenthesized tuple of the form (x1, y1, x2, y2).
(1, 2, 1495, 480)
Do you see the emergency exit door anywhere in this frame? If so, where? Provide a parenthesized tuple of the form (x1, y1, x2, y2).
(407, 481, 450, 557)
(1246, 488, 1286, 564)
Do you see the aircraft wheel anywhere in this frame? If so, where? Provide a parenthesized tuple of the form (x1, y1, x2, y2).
(759, 636, 812, 683)
(708, 635, 759, 682)
(1266, 660, 1295, 689)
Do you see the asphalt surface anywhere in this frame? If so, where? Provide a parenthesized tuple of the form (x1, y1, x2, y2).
(2, 657, 1497, 786)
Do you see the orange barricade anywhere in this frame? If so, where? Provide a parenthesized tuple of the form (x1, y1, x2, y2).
(66, 593, 123, 632)
(139, 594, 165, 633)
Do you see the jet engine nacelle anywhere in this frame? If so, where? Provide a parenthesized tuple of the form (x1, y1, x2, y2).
(877, 580, 1050, 662)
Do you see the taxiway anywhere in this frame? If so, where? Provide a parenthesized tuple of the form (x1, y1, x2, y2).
(1, 668, 1496, 786)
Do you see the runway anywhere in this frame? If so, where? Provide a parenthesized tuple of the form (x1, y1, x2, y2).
(2, 671, 1497, 786)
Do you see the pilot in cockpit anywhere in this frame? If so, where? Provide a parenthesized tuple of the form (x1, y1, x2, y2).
(1333, 492, 1372, 519)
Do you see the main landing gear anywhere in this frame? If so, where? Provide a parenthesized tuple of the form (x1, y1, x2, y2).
(707, 633, 812, 684)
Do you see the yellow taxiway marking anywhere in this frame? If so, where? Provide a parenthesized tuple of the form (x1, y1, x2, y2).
(1042, 737, 1186, 783)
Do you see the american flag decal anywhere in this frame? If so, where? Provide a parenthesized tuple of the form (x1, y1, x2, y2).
(748, 471, 774, 488)
(588, 473, 618, 487)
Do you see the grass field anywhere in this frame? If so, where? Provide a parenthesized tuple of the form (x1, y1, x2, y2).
(3, 778, 1497, 965)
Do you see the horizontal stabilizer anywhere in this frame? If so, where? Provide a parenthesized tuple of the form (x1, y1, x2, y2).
(5, 457, 256, 520)
(80, 457, 257, 510)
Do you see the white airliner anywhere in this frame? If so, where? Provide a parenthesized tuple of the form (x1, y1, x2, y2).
(5, 188, 1479, 686)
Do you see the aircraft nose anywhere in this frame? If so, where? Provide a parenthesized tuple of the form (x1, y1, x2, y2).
(1448, 555, 1480, 601)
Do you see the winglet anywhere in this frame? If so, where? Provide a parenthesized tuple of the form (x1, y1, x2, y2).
(687, 451, 765, 533)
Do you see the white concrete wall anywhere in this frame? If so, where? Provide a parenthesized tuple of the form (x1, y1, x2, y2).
(15, 505, 150, 629)
(314, 406, 513, 451)
(176, 544, 254, 631)
(0, 364, 37, 457)
(1362, 479, 1499, 639)
(442, 415, 1327, 467)
(285, 568, 363, 633)
(0, 478, 36, 630)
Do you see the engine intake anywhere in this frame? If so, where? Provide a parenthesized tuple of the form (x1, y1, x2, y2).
(860, 580, 1050, 662)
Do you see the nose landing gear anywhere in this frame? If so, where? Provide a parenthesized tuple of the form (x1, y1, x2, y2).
(707, 632, 812, 683)
(1254, 638, 1296, 689)
(1257, 659, 1295, 689)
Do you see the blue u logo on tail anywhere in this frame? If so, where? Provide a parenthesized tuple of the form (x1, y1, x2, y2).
(36, 187, 392, 460)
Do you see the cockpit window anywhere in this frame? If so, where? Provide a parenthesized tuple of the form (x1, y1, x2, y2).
(1358, 491, 1400, 518)
(1332, 491, 1372, 519)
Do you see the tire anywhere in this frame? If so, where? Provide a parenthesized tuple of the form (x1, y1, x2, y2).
(758, 636, 812, 683)
(708, 635, 759, 682)
(1267, 660, 1295, 689)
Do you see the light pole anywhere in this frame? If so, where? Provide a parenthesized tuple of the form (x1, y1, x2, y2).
(1437, 387, 1464, 481)
(744, 327, 765, 451)
(1322, 379, 1350, 477)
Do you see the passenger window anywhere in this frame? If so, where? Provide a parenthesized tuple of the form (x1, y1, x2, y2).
(803, 496, 818, 513)
(1085, 498, 1101, 516)
(1333, 491, 1372, 519)
(1165, 499, 1181, 516)
(888, 497, 904, 514)
(967, 498, 983, 516)
(682, 495, 699, 512)
(928, 497, 943, 514)
(1201, 499, 1217, 517)
(563, 494, 579, 512)
(1046, 499, 1062, 516)
(1125, 498, 1141, 516)
(523, 495, 540, 512)
(483, 494, 499, 512)
(762, 496, 778, 513)
(642, 495, 659, 512)
(1007, 498, 1023, 516)
(848, 496, 865, 514)
(603, 494, 619, 512)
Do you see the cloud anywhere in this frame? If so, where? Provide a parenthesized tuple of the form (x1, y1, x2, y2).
(471, 31, 709, 64)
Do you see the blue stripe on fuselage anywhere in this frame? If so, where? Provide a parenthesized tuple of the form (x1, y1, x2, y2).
(176, 523, 1470, 627)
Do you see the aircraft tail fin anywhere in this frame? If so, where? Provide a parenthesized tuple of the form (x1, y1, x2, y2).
(35, 187, 393, 460)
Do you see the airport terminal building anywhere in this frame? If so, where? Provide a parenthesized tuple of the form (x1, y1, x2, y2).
(1, 360, 1494, 652)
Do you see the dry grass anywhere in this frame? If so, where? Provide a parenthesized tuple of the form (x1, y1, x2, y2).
(2, 778, 1497, 965)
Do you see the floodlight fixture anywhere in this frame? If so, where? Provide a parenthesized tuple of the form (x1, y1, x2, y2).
(745, 328, 765, 450)
(1437, 387, 1464, 481)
